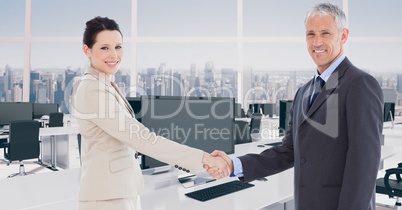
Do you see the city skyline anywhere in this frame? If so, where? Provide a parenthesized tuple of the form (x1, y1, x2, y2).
(1, 1, 402, 72)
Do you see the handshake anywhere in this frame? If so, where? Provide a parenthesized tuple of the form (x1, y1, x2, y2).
(202, 151, 233, 179)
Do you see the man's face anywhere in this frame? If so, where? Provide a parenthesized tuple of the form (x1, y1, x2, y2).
(305, 15, 348, 73)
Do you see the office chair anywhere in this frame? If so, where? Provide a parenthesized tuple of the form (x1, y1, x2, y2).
(77, 133, 82, 165)
(48, 112, 64, 127)
(376, 162, 402, 210)
(3, 120, 40, 178)
(234, 121, 252, 144)
(249, 113, 262, 141)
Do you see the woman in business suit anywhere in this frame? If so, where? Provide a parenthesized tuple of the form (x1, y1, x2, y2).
(73, 16, 230, 210)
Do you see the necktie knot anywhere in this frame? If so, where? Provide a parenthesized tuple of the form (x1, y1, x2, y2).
(314, 76, 325, 90)
(310, 76, 325, 107)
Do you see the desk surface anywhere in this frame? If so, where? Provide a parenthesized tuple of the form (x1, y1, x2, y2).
(0, 138, 397, 210)
(0, 126, 79, 139)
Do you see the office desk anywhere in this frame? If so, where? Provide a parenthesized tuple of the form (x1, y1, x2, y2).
(141, 141, 395, 210)
(0, 140, 396, 210)
(0, 126, 79, 170)
(39, 126, 79, 170)
(140, 140, 295, 210)
(141, 167, 294, 210)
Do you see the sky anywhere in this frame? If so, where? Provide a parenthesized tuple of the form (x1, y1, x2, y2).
(0, 0, 401, 72)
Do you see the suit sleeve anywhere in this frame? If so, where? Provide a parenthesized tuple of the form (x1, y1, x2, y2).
(337, 75, 383, 209)
(74, 79, 204, 173)
(238, 90, 298, 182)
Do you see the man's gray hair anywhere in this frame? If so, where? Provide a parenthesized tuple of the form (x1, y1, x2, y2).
(305, 3, 347, 32)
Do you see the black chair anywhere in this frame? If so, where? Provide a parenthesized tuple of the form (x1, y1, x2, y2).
(48, 112, 64, 127)
(249, 113, 262, 141)
(234, 121, 252, 144)
(3, 120, 40, 178)
(77, 133, 82, 166)
(250, 113, 262, 133)
(376, 162, 402, 209)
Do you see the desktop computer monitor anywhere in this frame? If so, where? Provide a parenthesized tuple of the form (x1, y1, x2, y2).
(262, 103, 276, 117)
(383, 102, 395, 122)
(249, 103, 263, 114)
(234, 103, 244, 118)
(126, 97, 142, 122)
(33, 103, 59, 119)
(139, 96, 235, 172)
(0, 102, 33, 126)
(279, 100, 293, 136)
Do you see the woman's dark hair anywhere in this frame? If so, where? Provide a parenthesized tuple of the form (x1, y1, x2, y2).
(83, 16, 123, 48)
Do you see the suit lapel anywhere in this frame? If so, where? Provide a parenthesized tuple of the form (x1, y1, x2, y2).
(303, 79, 314, 115)
(110, 82, 135, 118)
(302, 57, 351, 122)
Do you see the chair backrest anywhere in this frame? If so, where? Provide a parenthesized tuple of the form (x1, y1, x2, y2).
(77, 133, 82, 165)
(49, 112, 64, 127)
(249, 113, 262, 134)
(234, 121, 252, 144)
(7, 120, 40, 161)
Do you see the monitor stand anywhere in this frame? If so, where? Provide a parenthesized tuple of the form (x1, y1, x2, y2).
(177, 170, 216, 188)
(384, 110, 395, 129)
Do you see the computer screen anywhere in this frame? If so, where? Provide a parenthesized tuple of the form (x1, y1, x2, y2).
(262, 103, 276, 117)
(279, 100, 293, 136)
(33, 103, 59, 119)
(383, 102, 395, 122)
(140, 96, 235, 170)
(126, 97, 142, 122)
(0, 102, 33, 126)
(249, 103, 263, 114)
(234, 103, 242, 118)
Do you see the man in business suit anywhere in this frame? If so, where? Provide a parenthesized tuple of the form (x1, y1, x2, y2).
(207, 3, 384, 209)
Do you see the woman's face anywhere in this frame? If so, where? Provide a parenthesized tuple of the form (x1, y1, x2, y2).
(83, 30, 123, 76)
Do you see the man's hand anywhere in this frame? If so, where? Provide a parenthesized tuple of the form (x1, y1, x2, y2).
(202, 152, 230, 179)
(204, 150, 234, 179)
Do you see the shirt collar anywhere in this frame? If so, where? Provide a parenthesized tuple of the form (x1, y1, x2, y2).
(84, 66, 114, 85)
(314, 54, 345, 82)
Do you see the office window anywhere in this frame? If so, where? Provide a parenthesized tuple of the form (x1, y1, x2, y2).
(138, 0, 236, 36)
(31, 42, 85, 70)
(0, 1, 25, 36)
(0, 43, 24, 102)
(243, 0, 342, 36)
(136, 43, 237, 97)
(30, 42, 83, 110)
(0, 43, 24, 69)
(31, 0, 132, 37)
(137, 43, 236, 69)
(2, 0, 402, 107)
(348, 43, 402, 72)
(244, 43, 313, 71)
(349, 0, 402, 37)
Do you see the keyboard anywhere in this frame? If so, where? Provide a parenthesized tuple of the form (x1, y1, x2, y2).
(185, 180, 255, 202)
(0, 131, 9, 135)
(265, 142, 282, 147)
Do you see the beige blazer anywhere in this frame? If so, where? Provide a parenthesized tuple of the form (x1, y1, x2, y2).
(72, 66, 204, 201)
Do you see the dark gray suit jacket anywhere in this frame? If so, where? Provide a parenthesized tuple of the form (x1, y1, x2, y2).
(238, 58, 383, 210)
